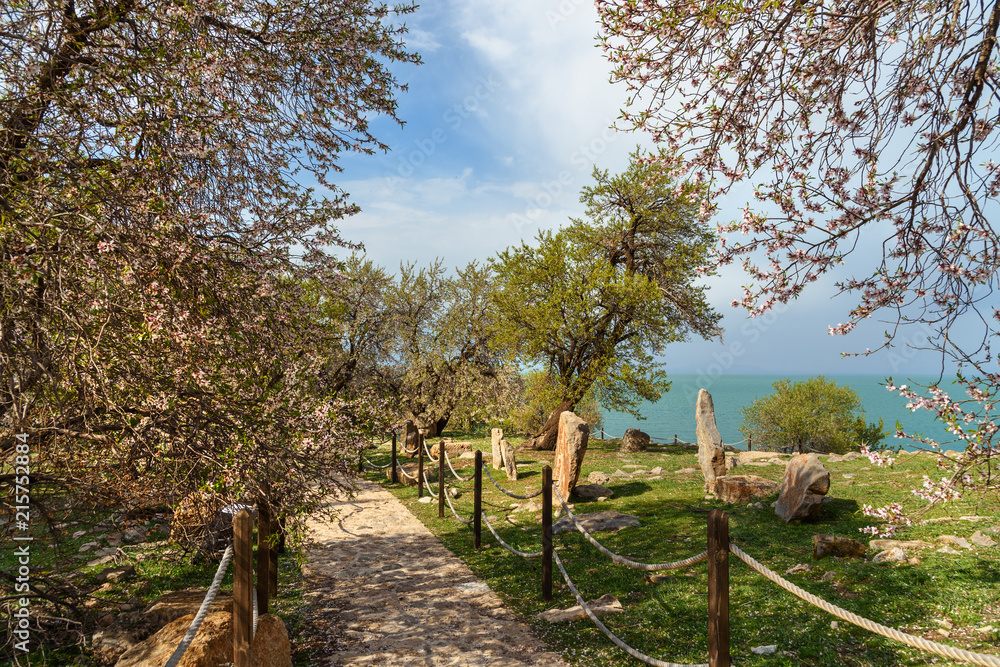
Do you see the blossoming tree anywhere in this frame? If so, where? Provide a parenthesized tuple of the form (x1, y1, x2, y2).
(598, 0, 1000, 533)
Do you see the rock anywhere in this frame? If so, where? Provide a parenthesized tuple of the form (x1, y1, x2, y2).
(774, 453, 830, 522)
(448, 487, 460, 499)
(537, 594, 623, 623)
(620, 429, 650, 453)
(675, 467, 698, 474)
(250, 614, 292, 667)
(114, 611, 232, 667)
(553, 411, 589, 500)
(387, 463, 421, 487)
(123, 526, 147, 544)
(650, 467, 664, 475)
(491, 428, 504, 470)
(417, 496, 433, 504)
(552, 510, 640, 535)
(97, 565, 136, 584)
(500, 440, 518, 481)
(714, 475, 781, 504)
(512, 501, 544, 514)
(868, 539, 934, 552)
(751, 645, 777, 655)
(785, 564, 811, 575)
(141, 589, 233, 629)
(873, 547, 907, 563)
(695, 389, 727, 493)
(88, 555, 116, 567)
(725, 455, 739, 472)
(831, 621, 840, 630)
(573, 484, 614, 501)
(73, 529, 88, 539)
(937, 545, 962, 555)
(736, 451, 784, 464)
(971, 531, 997, 547)
(403, 420, 419, 458)
(813, 535, 866, 560)
(976, 625, 995, 635)
(938, 535, 972, 549)
(820, 571, 837, 581)
(588, 471, 611, 486)
(459, 451, 476, 459)
(105, 533, 124, 547)
(935, 619, 954, 630)
(432, 440, 472, 458)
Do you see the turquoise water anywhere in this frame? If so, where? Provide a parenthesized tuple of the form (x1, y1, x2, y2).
(600, 374, 965, 452)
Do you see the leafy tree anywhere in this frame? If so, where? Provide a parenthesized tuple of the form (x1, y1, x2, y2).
(597, 0, 1000, 519)
(739, 376, 886, 454)
(505, 370, 604, 436)
(491, 150, 721, 450)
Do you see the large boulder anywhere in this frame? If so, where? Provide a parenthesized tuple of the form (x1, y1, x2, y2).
(500, 440, 518, 481)
(552, 510, 640, 534)
(491, 428, 504, 469)
(387, 462, 422, 487)
(553, 411, 589, 501)
(114, 612, 231, 667)
(713, 475, 781, 504)
(619, 429, 650, 453)
(696, 389, 727, 493)
(775, 453, 830, 522)
(250, 614, 293, 667)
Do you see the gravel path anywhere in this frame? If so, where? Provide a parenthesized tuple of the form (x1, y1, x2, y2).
(302, 477, 569, 666)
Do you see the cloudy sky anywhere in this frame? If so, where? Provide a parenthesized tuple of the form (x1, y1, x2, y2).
(329, 0, 943, 379)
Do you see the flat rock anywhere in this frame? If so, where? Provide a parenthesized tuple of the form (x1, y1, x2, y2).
(813, 535, 866, 560)
(938, 535, 972, 549)
(736, 451, 784, 464)
(971, 531, 997, 547)
(937, 545, 962, 555)
(785, 564, 811, 575)
(869, 539, 934, 552)
(537, 594, 623, 623)
(675, 467, 698, 474)
(552, 510, 640, 535)
(714, 475, 781, 504)
(873, 547, 908, 563)
(588, 471, 611, 486)
(387, 462, 422, 487)
(573, 484, 614, 501)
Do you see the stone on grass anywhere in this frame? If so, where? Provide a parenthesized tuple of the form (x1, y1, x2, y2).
(785, 564, 811, 575)
(573, 484, 614, 501)
(620, 429, 650, 453)
(713, 475, 781, 504)
(736, 451, 783, 464)
(751, 645, 777, 656)
(937, 545, 962, 555)
(500, 440, 518, 481)
(417, 496, 433, 504)
(588, 471, 611, 486)
(537, 594, 623, 623)
(971, 531, 997, 547)
(123, 526, 148, 544)
(873, 547, 907, 563)
(387, 463, 421, 487)
(938, 535, 972, 549)
(675, 467, 698, 474)
(868, 539, 934, 552)
(552, 510, 640, 535)
(813, 535, 866, 560)
(96, 565, 136, 584)
(725, 456, 739, 472)
(696, 389, 727, 493)
(553, 411, 589, 500)
(774, 453, 830, 522)
(491, 428, 504, 470)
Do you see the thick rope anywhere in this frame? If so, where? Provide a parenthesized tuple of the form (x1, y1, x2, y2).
(729, 543, 1000, 667)
(443, 487, 475, 524)
(552, 485, 708, 571)
(421, 471, 439, 498)
(551, 550, 709, 667)
(481, 512, 542, 558)
(443, 448, 472, 482)
(482, 464, 544, 499)
(363, 455, 392, 469)
(252, 587, 259, 635)
(164, 544, 234, 667)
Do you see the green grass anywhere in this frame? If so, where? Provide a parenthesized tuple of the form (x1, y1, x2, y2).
(364, 433, 1000, 667)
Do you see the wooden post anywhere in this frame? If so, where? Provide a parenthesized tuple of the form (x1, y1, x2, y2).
(358, 448, 364, 473)
(257, 501, 271, 616)
(542, 465, 553, 602)
(748, 435, 752, 451)
(473, 450, 482, 549)
(707, 509, 731, 667)
(674, 434, 678, 445)
(391, 432, 398, 483)
(438, 441, 446, 519)
(233, 509, 253, 667)
(417, 433, 424, 498)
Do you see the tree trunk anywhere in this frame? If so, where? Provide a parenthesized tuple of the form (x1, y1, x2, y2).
(521, 401, 573, 451)
(418, 415, 450, 438)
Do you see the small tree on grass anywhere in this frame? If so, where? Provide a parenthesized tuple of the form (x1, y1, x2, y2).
(739, 376, 886, 454)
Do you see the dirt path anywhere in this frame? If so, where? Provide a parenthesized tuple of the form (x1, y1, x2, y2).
(302, 477, 569, 666)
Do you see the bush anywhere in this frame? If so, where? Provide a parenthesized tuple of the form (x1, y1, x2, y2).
(739, 376, 886, 454)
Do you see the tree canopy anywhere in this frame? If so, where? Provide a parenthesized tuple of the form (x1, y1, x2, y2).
(491, 149, 721, 449)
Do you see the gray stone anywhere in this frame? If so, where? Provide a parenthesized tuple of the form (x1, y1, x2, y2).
(552, 510, 640, 535)
(620, 429, 650, 453)
(938, 535, 973, 549)
(500, 439, 518, 481)
(491, 428, 504, 470)
(868, 539, 934, 552)
(774, 453, 830, 522)
(785, 564, 811, 575)
(573, 484, 614, 501)
(971, 531, 997, 547)
(123, 526, 147, 544)
(588, 471, 611, 485)
(937, 545, 962, 555)
(751, 645, 777, 655)
(873, 547, 907, 563)
(97, 565, 136, 584)
(553, 412, 589, 500)
(537, 594, 622, 623)
(696, 389, 727, 493)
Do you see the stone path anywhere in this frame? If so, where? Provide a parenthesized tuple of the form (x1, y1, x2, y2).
(302, 477, 570, 666)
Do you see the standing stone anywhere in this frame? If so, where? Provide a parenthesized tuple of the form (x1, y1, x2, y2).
(491, 428, 504, 470)
(553, 411, 589, 501)
(775, 453, 830, 522)
(619, 429, 650, 453)
(404, 420, 418, 458)
(696, 389, 727, 493)
(500, 440, 518, 481)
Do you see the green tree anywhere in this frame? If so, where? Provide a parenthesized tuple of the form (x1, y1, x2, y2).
(491, 149, 721, 450)
(505, 370, 603, 436)
(739, 376, 886, 454)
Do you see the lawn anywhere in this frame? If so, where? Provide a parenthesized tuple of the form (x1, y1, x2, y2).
(363, 431, 1000, 667)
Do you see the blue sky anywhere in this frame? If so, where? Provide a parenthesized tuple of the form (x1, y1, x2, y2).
(328, 0, 944, 379)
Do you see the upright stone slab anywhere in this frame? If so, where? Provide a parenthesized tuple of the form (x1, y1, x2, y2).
(404, 420, 418, 458)
(696, 389, 727, 493)
(500, 440, 518, 481)
(553, 411, 589, 501)
(491, 428, 504, 470)
(775, 453, 830, 522)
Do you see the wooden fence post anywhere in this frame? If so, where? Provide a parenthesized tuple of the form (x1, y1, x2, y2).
(707, 509, 731, 667)
(417, 433, 424, 498)
(257, 499, 271, 616)
(542, 465, 553, 602)
(233, 509, 253, 667)
(748, 435, 752, 451)
(473, 450, 482, 549)
(438, 441, 445, 519)
(391, 432, 398, 484)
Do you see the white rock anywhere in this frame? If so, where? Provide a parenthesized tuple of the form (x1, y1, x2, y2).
(751, 645, 777, 655)
(417, 496, 433, 504)
(971, 531, 997, 547)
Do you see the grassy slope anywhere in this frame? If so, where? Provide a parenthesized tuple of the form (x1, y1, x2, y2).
(364, 434, 1000, 667)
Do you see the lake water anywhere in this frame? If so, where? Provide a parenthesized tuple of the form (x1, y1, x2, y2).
(599, 374, 965, 452)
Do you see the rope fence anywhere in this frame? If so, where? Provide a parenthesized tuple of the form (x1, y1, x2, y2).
(360, 428, 1000, 667)
(164, 544, 235, 667)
